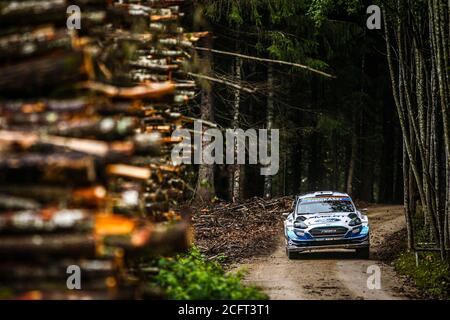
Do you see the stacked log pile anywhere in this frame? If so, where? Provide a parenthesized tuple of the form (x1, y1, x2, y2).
(0, 0, 200, 299)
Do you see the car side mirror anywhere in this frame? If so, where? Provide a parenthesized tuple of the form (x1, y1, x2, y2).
(282, 212, 291, 219)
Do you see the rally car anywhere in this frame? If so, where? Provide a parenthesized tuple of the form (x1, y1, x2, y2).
(283, 191, 370, 259)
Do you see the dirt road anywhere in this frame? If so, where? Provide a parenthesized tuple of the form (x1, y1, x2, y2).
(238, 205, 420, 300)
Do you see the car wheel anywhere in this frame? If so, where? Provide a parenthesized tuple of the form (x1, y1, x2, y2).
(355, 247, 370, 259)
(286, 248, 295, 259)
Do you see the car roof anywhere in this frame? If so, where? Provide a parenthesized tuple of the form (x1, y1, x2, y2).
(297, 191, 351, 200)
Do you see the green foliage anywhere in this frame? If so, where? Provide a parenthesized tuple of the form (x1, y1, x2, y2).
(228, 2, 244, 25)
(395, 209, 450, 300)
(202, 0, 303, 27)
(154, 247, 268, 300)
(304, 57, 329, 71)
(266, 31, 300, 60)
(200, 0, 322, 61)
(307, 0, 361, 26)
(411, 204, 432, 244)
(317, 114, 351, 136)
(0, 288, 12, 299)
(200, 178, 213, 189)
(395, 251, 450, 299)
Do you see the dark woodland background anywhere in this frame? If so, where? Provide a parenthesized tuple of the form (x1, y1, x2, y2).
(183, 0, 402, 204)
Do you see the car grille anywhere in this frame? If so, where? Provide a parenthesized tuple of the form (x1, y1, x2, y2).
(309, 226, 348, 238)
(291, 237, 368, 246)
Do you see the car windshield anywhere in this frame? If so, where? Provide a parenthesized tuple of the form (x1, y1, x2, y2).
(296, 199, 355, 214)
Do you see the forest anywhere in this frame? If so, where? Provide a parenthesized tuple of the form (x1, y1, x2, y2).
(185, 0, 450, 298)
(0, 0, 449, 301)
(186, 0, 450, 258)
(184, 0, 401, 203)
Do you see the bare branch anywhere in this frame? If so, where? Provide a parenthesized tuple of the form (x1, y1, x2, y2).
(194, 46, 336, 79)
(186, 72, 257, 93)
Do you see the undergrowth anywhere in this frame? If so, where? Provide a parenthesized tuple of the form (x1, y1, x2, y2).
(153, 247, 268, 300)
(395, 251, 450, 299)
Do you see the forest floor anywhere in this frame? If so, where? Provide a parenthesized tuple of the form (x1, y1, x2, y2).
(236, 205, 422, 299)
(192, 196, 291, 265)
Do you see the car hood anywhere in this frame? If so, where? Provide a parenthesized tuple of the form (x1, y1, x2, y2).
(297, 213, 353, 227)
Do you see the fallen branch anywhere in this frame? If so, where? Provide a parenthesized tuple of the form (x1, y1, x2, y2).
(186, 72, 257, 93)
(192, 196, 293, 265)
(194, 46, 336, 79)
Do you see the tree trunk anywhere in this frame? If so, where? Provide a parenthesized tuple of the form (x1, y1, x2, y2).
(383, 1, 449, 258)
(332, 130, 339, 190)
(263, 63, 274, 198)
(194, 36, 215, 204)
(231, 56, 242, 202)
(404, 138, 414, 249)
(346, 121, 357, 196)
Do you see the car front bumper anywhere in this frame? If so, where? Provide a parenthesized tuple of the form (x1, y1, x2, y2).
(285, 228, 370, 252)
(286, 239, 369, 252)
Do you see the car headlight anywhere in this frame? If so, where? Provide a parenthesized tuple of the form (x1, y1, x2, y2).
(294, 229, 305, 237)
(352, 226, 362, 234)
(294, 221, 308, 229)
(349, 218, 362, 226)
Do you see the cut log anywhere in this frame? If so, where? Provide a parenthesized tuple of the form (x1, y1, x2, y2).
(0, 194, 41, 211)
(0, 152, 97, 185)
(0, 50, 86, 96)
(0, 233, 97, 258)
(0, 0, 68, 28)
(0, 185, 106, 207)
(0, 208, 93, 234)
(0, 213, 190, 258)
(80, 81, 176, 99)
(47, 117, 138, 140)
(0, 27, 72, 63)
(0, 259, 116, 282)
(106, 164, 151, 180)
(14, 289, 137, 300)
(103, 221, 191, 256)
(0, 130, 135, 158)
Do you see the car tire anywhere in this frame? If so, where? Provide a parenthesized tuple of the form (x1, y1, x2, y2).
(355, 247, 370, 259)
(286, 248, 296, 259)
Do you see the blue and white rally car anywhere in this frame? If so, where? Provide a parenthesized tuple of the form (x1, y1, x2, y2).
(284, 191, 370, 259)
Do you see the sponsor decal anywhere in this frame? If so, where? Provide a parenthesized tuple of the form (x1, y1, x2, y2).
(301, 197, 351, 203)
